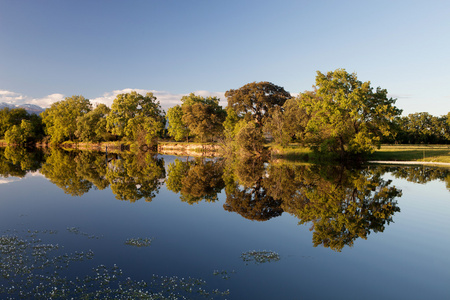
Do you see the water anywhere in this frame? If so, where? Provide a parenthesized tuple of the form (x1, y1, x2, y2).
(0, 148, 449, 299)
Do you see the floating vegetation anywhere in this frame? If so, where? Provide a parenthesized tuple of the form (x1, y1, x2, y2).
(125, 237, 153, 247)
(67, 227, 101, 239)
(0, 230, 230, 299)
(241, 250, 280, 265)
(212, 269, 236, 280)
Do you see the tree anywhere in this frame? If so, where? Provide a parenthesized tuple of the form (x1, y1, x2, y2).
(225, 81, 291, 126)
(166, 105, 189, 142)
(180, 93, 226, 142)
(234, 121, 265, 157)
(4, 120, 35, 145)
(0, 108, 31, 138)
(41, 95, 92, 144)
(106, 91, 165, 146)
(76, 104, 111, 142)
(299, 69, 402, 157)
(263, 98, 308, 146)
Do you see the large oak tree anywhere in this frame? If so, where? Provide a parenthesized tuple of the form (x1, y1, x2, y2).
(299, 69, 402, 157)
(225, 81, 291, 126)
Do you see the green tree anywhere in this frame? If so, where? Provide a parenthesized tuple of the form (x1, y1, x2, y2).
(166, 105, 189, 142)
(225, 81, 291, 126)
(4, 120, 36, 145)
(0, 108, 31, 138)
(106, 91, 165, 146)
(234, 121, 265, 157)
(299, 69, 402, 157)
(76, 104, 111, 142)
(41, 95, 92, 144)
(180, 93, 226, 142)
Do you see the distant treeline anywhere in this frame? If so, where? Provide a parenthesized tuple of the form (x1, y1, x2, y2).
(1, 69, 449, 157)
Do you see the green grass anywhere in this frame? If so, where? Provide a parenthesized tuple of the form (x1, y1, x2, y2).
(268, 143, 315, 161)
(370, 144, 450, 163)
(270, 143, 450, 164)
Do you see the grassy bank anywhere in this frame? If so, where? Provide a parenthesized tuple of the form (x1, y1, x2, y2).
(368, 144, 450, 163)
(269, 144, 450, 164)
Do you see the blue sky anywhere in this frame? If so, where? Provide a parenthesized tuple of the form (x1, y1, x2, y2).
(0, 0, 449, 115)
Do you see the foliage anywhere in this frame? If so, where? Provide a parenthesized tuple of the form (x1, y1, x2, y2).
(180, 93, 226, 142)
(167, 105, 189, 142)
(4, 120, 36, 145)
(0, 107, 30, 138)
(76, 104, 111, 142)
(41, 95, 92, 144)
(234, 121, 265, 157)
(299, 69, 402, 157)
(225, 81, 291, 126)
(106, 91, 165, 146)
(390, 112, 450, 144)
(264, 98, 308, 146)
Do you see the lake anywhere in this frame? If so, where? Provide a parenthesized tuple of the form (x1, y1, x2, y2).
(0, 147, 449, 299)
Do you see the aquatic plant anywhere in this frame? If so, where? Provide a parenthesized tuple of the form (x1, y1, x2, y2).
(241, 250, 280, 264)
(124, 237, 153, 247)
(0, 230, 230, 299)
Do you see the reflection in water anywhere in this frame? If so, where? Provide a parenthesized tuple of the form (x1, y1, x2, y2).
(106, 151, 165, 202)
(223, 157, 283, 221)
(0, 147, 43, 178)
(166, 158, 225, 204)
(1, 147, 449, 251)
(266, 164, 402, 251)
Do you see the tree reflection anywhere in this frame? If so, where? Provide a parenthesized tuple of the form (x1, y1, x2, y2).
(0, 146, 44, 177)
(40, 149, 93, 196)
(106, 151, 165, 202)
(377, 165, 450, 190)
(223, 157, 283, 221)
(166, 158, 225, 204)
(265, 163, 402, 251)
(37, 148, 165, 201)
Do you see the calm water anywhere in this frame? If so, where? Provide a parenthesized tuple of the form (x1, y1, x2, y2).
(0, 148, 449, 299)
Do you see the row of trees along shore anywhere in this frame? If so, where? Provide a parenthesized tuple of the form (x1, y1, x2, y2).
(1, 69, 449, 159)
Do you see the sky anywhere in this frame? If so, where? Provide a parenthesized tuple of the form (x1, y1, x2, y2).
(0, 0, 449, 115)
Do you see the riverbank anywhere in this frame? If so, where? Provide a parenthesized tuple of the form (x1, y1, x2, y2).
(1, 140, 450, 163)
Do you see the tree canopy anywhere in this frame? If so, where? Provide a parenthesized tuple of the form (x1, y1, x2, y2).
(41, 95, 92, 144)
(179, 93, 226, 142)
(106, 91, 165, 146)
(299, 69, 402, 157)
(76, 104, 111, 142)
(225, 81, 291, 126)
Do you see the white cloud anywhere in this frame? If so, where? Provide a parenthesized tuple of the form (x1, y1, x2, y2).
(0, 90, 64, 108)
(1, 89, 228, 111)
(91, 89, 227, 112)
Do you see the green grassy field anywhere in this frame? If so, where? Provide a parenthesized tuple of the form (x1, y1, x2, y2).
(270, 144, 450, 164)
(369, 144, 450, 163)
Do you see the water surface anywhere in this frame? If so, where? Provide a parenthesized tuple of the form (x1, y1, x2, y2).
(0, 148, 449, 299)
